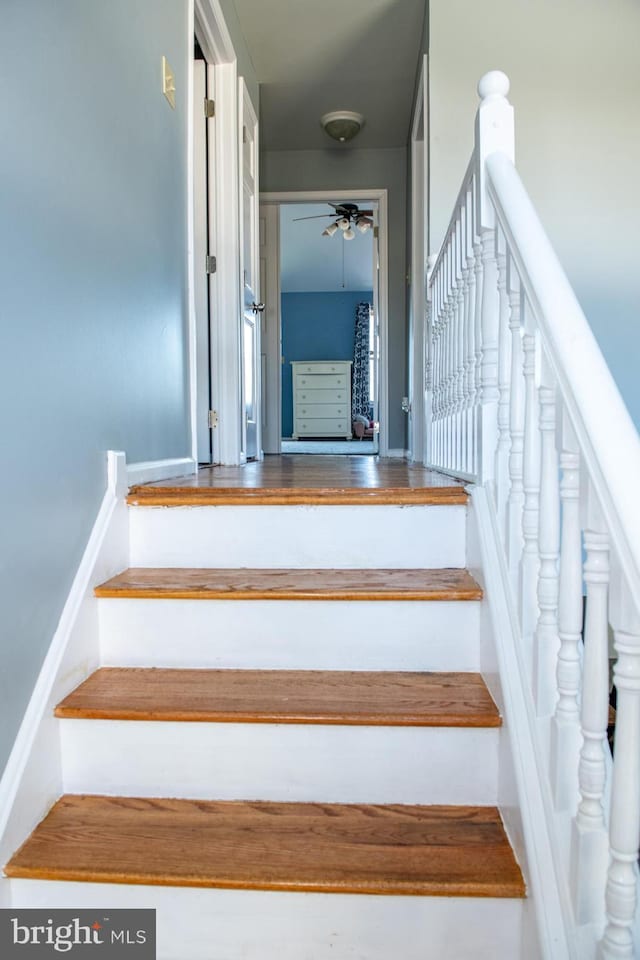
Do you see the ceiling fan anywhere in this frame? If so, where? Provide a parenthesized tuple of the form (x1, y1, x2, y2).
(293, 202, 374, 240)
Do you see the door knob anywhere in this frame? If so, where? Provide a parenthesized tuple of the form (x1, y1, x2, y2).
(252, 302, 265, 313)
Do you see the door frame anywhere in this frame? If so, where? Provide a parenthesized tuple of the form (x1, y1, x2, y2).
(239, 77, 261, 460)
(188, 0, 246, 465)
(260, 188, 390, 457)
(409, 54, 428, 463)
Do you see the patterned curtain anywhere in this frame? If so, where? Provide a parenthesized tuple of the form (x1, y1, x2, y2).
(352, 302, 370, 419)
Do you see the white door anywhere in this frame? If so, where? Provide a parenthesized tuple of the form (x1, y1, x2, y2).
(240, 81, 261, 460)
(193, 57, 216, 463)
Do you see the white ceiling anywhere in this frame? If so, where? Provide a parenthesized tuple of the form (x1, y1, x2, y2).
(280, 203, 374, 293)
(232, 0, 426, 150)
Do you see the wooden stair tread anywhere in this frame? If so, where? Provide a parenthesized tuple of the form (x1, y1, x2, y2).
(127, 459, 468, 507)
(94, 568, 483, 601)
(127, 486, 468, 507)
(55, 669, 501, 727)
(5, 796, 525, 897)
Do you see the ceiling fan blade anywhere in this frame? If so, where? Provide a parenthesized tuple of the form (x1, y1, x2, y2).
(291, 214, 337, 222)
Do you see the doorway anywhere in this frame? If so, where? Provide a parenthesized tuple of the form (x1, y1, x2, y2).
(260, 190, 389, 457)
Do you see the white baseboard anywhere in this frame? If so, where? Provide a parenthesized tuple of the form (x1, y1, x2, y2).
(126, 457, 197, 487)
(385, 448, 409, 459)
(0, 450, 129, 881)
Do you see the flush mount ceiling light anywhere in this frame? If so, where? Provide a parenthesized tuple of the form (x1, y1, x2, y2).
(295, 202, 374, 240)
(321, 111, 365, 143)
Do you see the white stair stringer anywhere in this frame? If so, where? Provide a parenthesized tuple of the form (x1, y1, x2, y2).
(10, 880, 524, 960)
(99, 598, 481, 671)
(59, 719, 499, 804)
(128, 503, 467, 568)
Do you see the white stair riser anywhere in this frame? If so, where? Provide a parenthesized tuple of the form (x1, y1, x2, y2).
(10, 880, 523, 960)
(128, 504, 467, 568)
(59, 721, 499, 804)
(99, 599, 480, 671)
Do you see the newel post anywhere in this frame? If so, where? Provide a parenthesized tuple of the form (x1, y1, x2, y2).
(475, 71, 514, 486)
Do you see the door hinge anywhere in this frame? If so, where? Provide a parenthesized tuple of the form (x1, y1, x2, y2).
(373, 226, 379, 239)
(243, 125, 248, 143)
(204, 98, 215, 118)
(208, 410, 219, 429)
(206, 255, 217, 274)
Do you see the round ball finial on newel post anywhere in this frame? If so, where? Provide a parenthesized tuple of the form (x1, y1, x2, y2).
(477, 70, 510, 102)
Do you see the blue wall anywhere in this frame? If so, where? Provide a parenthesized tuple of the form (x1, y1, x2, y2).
(0, 0, 190, 776)
(281, 291, 372, 437)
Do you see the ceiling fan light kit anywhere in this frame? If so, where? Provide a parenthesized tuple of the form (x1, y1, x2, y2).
(320, 110, 365, 143)
(294, 202, 374, 241)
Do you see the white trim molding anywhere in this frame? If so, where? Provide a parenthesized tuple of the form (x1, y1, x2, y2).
(190, 0, 248, 465)
(260, 189, 390, 458)
(126, 457, 197, 488)
(0, 451, 129, 893)
(409, 54, 427, 464)
(194, 0, 236, 65)
(385, 448, 409, 460)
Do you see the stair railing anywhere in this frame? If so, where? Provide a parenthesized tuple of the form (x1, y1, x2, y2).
(427, 71, 640, 958)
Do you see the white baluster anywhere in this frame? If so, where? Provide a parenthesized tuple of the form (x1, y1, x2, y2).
(463, 188, 476, 476)
(505, 267, 524, 585)
(571, 483, 610, 924)
(478, 225, 500, 485)
(456, 212, 468, 474)
(444, 247, 453, 470)
(448, 241, 457, 471)
(437, 269, 445, 467)
(437, 276, 444, 467)
(599, 572, 640, 959)
(453, 226, 465, 473)
(533, 351, 560, 717)
(424, 290, 433, 466)
(550, 409, 583, 811)
(494, 231, 512, 531)
(472, 237, 483, 479)
(519, 300, 541, 646)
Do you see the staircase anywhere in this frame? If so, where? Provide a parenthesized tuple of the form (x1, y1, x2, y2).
(4, 462, 526, 959)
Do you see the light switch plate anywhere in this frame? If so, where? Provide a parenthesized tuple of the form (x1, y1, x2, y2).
(162, 56, 176, 109)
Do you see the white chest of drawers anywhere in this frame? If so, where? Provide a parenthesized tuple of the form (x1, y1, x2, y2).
(291, 361, 352, 439)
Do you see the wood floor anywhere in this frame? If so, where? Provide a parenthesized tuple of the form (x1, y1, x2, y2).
(128, 456, 467, 506)
(6, 795, 524, 898)
(55, 668, 500, 727)
(94, 568, 482, 601)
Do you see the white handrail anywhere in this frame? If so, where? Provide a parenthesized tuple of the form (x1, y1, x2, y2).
(486, 151, 640, 594)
